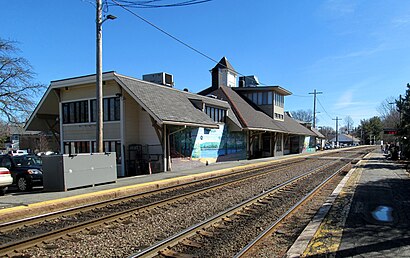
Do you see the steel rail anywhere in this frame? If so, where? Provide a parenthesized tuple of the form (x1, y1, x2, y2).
(0, 148, 370, 256)
(0, 158, 327, 256)
(128, 162, 337, 258)
(0, 156, 308, 230)
(233, 162, 351, 258)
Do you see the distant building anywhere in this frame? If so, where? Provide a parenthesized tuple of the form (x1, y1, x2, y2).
(330, 134, 360, 146)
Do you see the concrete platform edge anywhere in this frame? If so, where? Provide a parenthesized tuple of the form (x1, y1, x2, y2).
(285, 153, 371, 258)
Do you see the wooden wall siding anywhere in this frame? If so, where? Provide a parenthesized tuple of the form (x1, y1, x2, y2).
(60, 80, 120, 102)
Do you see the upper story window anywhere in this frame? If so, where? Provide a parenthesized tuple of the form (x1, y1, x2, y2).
(274, 93, 284, 108)
(243, 91, 273, 105)
(91, 97, 120, 122)
(62, 100, 88, 124)
(62, 97, 120, 124)
(205, 105, 226, 123)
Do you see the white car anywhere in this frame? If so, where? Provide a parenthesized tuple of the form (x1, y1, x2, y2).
(10, 150, 28, 156)
(0, 167, 13, 195)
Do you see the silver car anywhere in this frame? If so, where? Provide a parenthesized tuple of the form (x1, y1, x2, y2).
(0, 167, 13, 195)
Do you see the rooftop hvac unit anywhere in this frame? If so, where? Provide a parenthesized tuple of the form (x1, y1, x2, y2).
(239, 75, 260, 87)
(142, 72, 174, 87)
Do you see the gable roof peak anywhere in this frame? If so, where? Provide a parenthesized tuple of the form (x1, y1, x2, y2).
(212, 56, 236, 73)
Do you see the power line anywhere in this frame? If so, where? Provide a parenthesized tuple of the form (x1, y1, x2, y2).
(108, 0, 212, 8)
(317, 97, 334, 120)
(110, 0, 273, 86)
(292, 94, 311, 98)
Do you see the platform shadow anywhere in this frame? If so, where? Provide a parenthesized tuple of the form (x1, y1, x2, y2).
(305, 170, 410, 257)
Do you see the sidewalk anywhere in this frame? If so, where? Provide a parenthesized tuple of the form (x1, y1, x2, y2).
(291, 151, 410, 257)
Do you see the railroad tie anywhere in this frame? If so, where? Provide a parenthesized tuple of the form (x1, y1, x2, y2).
(214, 223, 229, 229)
(159, 248, 194, 258)
(197, 230, 214, 237)
(235, 211, 252, 217)
(180, 239, 202, 248)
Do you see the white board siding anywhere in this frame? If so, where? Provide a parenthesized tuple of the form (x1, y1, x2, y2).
(60, 80, 120, 102)
(63, 122, 120, 141)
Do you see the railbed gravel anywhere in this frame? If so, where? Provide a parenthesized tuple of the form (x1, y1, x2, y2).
(0, 158, 309, 244)
(15, 151, 368, 257)
(169, 163, 345, 257)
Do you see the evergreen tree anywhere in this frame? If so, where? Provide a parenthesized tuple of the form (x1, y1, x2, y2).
(397, 83, 410, 159)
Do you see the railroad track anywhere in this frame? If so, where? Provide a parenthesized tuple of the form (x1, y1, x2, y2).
(0, 147, 373, 257)
(128, 162, 352, 258)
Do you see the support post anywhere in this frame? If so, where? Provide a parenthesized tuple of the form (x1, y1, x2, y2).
(246, 130, 250, 159)
(96, 0, 103, 153)
(163, 124, 167, 172)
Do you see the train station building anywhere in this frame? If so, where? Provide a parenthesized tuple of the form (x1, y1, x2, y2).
(25, 57, 321, 177)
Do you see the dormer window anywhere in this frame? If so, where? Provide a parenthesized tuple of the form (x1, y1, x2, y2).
(205, 105, 226, 122)
(243, 91, 273, 105)
(274, 93, 284, 107)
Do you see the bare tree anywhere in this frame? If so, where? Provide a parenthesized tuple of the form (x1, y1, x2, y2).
(318, 126, 335, 141)
(377, 97, 400, 128)
(291, 109, 314, 123)
(0, 38, 45, 124)
(344, 116, 354, 133)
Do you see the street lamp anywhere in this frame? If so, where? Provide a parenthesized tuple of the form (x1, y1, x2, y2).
(96, 0, 116, 153)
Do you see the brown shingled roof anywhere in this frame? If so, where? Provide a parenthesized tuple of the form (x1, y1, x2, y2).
(202, 85, 316, 136)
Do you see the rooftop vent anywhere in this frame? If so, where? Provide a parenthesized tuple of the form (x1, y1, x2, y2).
(143, 72, 174, 87)
(239, 75, 260, 87)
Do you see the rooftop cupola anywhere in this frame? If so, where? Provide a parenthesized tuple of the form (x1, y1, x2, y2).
(211, 57, 237, 89)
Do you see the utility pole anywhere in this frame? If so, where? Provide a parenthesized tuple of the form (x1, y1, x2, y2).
(333, 117, 342, 147)
(96, 0, 103, 153)
(96, 0, 116, 153)
(309, 89, 323, 128)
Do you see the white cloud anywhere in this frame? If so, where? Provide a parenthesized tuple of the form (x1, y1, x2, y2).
(392, 15, 410, 28)
(319, 0, 356, 19)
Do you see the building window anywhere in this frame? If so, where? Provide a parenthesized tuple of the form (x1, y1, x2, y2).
(243, 91, 273, 106)
(91, 140, 121, 164)
(274, 93, 284, 108)
(268, 92, 273, 104)
(274, 113, 284, 120)
(62, 100, 89, 124)
(257, 92, 263, 105)
(64, 141, 90, 154)
(91, 97, 120, 122)
(205, 105, 226, 122)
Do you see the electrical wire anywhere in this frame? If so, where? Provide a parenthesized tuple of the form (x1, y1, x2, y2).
(107, 0, 213, 8)
(110, 0, 269, 84)
(317, 96, 334, 120)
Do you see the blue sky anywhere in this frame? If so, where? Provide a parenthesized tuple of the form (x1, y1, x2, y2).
(2, 0, 410, 129)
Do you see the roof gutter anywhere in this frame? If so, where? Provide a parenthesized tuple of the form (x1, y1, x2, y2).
(163, 120, 219, 129)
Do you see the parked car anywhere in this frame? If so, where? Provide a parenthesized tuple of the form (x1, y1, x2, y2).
(9, 149, 28, 156)
(0, 155, 43, 191)
(0, 167, 13, 195)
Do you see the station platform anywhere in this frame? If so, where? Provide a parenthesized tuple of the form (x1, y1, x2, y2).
(287, 151, 410, 257)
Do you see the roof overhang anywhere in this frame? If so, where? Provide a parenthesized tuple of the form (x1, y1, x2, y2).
(25, 72, 118, 131)
(244, 127, 287, 133)
(233, 86, 292, 96)
(163, 120, 219, 129)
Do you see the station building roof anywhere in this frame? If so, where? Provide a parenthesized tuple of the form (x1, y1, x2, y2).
(25, 72, 231, 131)
(203, 85, 317, 136)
